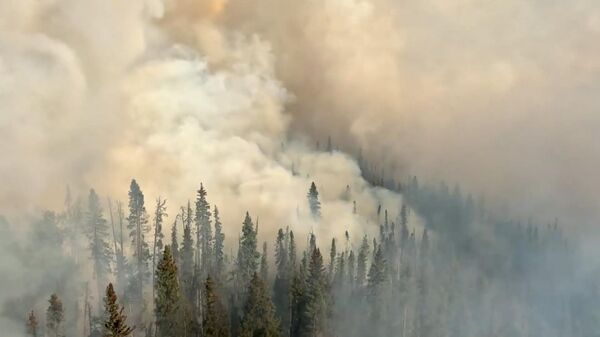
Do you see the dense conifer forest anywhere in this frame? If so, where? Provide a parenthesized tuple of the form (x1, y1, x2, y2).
(1, 155, 595, 337)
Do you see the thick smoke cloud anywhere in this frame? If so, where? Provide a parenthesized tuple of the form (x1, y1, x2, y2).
(2, 0, 599, 228)
(221, 0, 600, 229)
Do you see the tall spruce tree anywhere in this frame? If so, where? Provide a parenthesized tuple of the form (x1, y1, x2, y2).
(46, 294, 65, 337)
(213, 206, 226, 280)
(237, 212, 260, 289)
(202, 276, 230, 337)
(195, 184, 212, 279)
(261, 242, 269, 281)
(356, 236, 370, 287)
(180, 203, 195, 305)
(273, 229, 291, 337)
(240, 273, 281, 337)
(328, 238, 336, 279)
(367, 247, 387, 322)
(152, 198, 167, 298)
(103, 283, 135, 337)
(347, 251, 355, 289)
(87, 189, 112, 300)
(170, 220, 179, 268)
(26, 311, 38, 337)
(155, 246, 182, 337)
(127, 179, 150, 302)
(300, 248, 328, 337)
(307, 182, 321, 219)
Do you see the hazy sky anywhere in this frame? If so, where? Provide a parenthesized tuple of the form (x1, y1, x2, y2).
(1, 0, 599, 230)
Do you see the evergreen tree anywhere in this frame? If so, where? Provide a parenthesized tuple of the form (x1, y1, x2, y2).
(261, 242, 269, 281)
(367, 247, 387, 321)
(87, 189, 112, 301)
(155, 246, 182, 337)
(237, 212, 260, 288)
(240, 273, 281, 337)
(195, 184, 212, 279)
(273, 229, 291, 336)
(170, 220, 179, 268)
(127, 179, 150, 302)
(203, 277, 230, 337)
(300, 248, 328, 337)
(328, 238, 336, 279)
(26, 311, 38, 337)
(213, 206, 226, 280)
(347, 251, 356, 289)
(334, 252, 346, 288)
(152, 198, 167, 296)
(103, 283, 135, 337)
(307, 182, 321, 219)
(180, 203, 195, 305)
(356, 236, 370, 287)
(46, 294, 65, 337)
(289, 231, 297, 270)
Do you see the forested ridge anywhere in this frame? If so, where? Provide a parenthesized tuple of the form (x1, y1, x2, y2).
(1, 162, 593, 337)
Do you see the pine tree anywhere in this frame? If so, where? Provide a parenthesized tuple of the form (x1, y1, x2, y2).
(289, 231, 297, 270)
(195, 184, 212, 279)
(334, 252, 346, 288)
(328, 238, 336, 279)
(180, 203, 195, 305)
(103, 283, 135, 337)
(261, 242, 269, 281)
(301, 248, 328, 337)
(170, 220, 179, 268)
(202, 277, 230, 337)
(367, 247, 387, 321)
(46, 294, 65, 337)
(213, 206, 226, 280)
(347, 251, 356, 289)
(155, 246, 182, 337)
(237, 212, 260, 289)
(273, 229, 291, 336)
(127, 179, 150, 302)
(356, 236, 370, 287)
(240, 273, 281, 337)
(152, 198, 167, 298)
(26, 311, 38, 337)
(87, 189, 112, 298)
(307, 182, 321, 219)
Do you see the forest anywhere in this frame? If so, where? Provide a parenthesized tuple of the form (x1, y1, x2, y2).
(2, 157, 595, 337)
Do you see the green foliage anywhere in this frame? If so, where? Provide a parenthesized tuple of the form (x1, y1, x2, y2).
(195, 183, 212, 279)
(202, 276, 230, 337)
(237, 212, 260, 288)
(127, 179, 150, 301)
(87, 189, 112, 288)
(155, 246, 182, 337)
(213, 206, 226, 280)
(240, 273, 281, 337)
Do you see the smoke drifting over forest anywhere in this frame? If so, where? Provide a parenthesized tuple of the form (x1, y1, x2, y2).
(1, 0, 600, 337)
(2, 0, 600, 226)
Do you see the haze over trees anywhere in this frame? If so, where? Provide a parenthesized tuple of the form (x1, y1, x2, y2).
(0, 171, 594, 337)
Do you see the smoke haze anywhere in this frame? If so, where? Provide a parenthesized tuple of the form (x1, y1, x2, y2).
(2, 0, 599, 228)
(1, 0, 599, 336)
